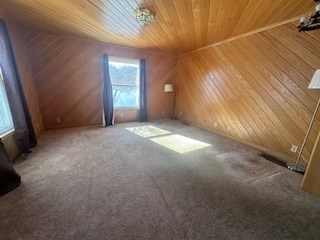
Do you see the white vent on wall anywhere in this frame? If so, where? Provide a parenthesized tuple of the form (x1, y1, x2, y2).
(308, 69, 320, 89)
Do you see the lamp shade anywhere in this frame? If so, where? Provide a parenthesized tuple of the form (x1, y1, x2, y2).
(164, 84, 174, 92)
(308, 69, 320, 89)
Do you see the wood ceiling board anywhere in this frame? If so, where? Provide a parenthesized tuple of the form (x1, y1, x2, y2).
(0, 0, 314, 54)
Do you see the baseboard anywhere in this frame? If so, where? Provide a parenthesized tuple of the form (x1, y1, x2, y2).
(180, 119, 296, 165)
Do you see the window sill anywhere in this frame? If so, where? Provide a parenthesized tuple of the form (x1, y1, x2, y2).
(114, 107, 139, 110)
(0, 129, 15, 141)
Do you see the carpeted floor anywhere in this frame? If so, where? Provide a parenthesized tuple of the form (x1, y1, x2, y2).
(1, 120, 320, 240)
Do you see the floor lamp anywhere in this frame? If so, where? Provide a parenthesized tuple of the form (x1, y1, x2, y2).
(287, 69, 320, 173)
(164, 84, 177, 120)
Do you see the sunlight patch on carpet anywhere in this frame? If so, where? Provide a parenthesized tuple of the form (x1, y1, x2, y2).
(151, 134, 211, 154)
(126, 125, 171, 138)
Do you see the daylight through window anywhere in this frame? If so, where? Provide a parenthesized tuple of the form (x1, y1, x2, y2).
(0, 67, 14, 136)
(109, 57, 140, 108)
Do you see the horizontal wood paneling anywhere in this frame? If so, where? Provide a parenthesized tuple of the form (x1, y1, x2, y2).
(24, 31, 177, 129)
(177, 23, 320, 165)
(0, 0, 313, 54)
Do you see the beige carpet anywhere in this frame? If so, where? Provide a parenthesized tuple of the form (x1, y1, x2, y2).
(1, 120, 319, 240)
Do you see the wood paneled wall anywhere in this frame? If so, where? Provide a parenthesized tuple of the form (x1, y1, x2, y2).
(301, 130, 320, 196)
(114, 109, 139, 123)
(177, 23, 320, 165)
(0, 11, 43, 160)
(5, 19, 44, 137)
(24, 32, 177, 129)
(1, 134, 19, 162)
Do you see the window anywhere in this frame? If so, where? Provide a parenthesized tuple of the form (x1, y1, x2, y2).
(109, 57, 140, 108)
(0, 67, 14, 136)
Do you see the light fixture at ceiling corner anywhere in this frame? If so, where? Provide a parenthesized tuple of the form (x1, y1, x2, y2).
(134, 8, 154, 26)
(298, 0, 320, 31)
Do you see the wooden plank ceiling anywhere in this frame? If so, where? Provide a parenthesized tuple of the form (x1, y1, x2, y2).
(0, 0, 314, 54)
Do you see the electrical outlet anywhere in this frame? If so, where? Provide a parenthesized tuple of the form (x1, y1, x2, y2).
(213, 122, 217, 127)
(179, 112, 182, 116)
(56, 117, 61, 124)
(291, 145, 298, 153)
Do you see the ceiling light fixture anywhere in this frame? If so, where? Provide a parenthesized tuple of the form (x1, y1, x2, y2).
(134, 8, 154, 26)
(298, 0, 320, 31)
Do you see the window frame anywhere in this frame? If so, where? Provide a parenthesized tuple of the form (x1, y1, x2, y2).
(0, 66, 15, 138)
(109, 56, 140, 109)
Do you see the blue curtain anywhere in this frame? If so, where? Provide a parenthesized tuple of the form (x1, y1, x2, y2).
(0, 141, 21, 196)
(139, 59, 148, 122)
(103, 54, 114, 126)
(0, 19, 37, 153)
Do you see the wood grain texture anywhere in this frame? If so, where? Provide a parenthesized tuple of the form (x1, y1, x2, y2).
(0, 12, 43, 137)
(114, 109, 139, 123)
(177, 23, 320, 165)
(0, 0, 314, 54)
(301, 130, 320, 196)
(24, 31, 177, 129)
(1, 134, 19, 161)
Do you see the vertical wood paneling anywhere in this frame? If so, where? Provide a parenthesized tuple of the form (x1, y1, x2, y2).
(24, 32, 177, 129)
(177, 23, 320, 165)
